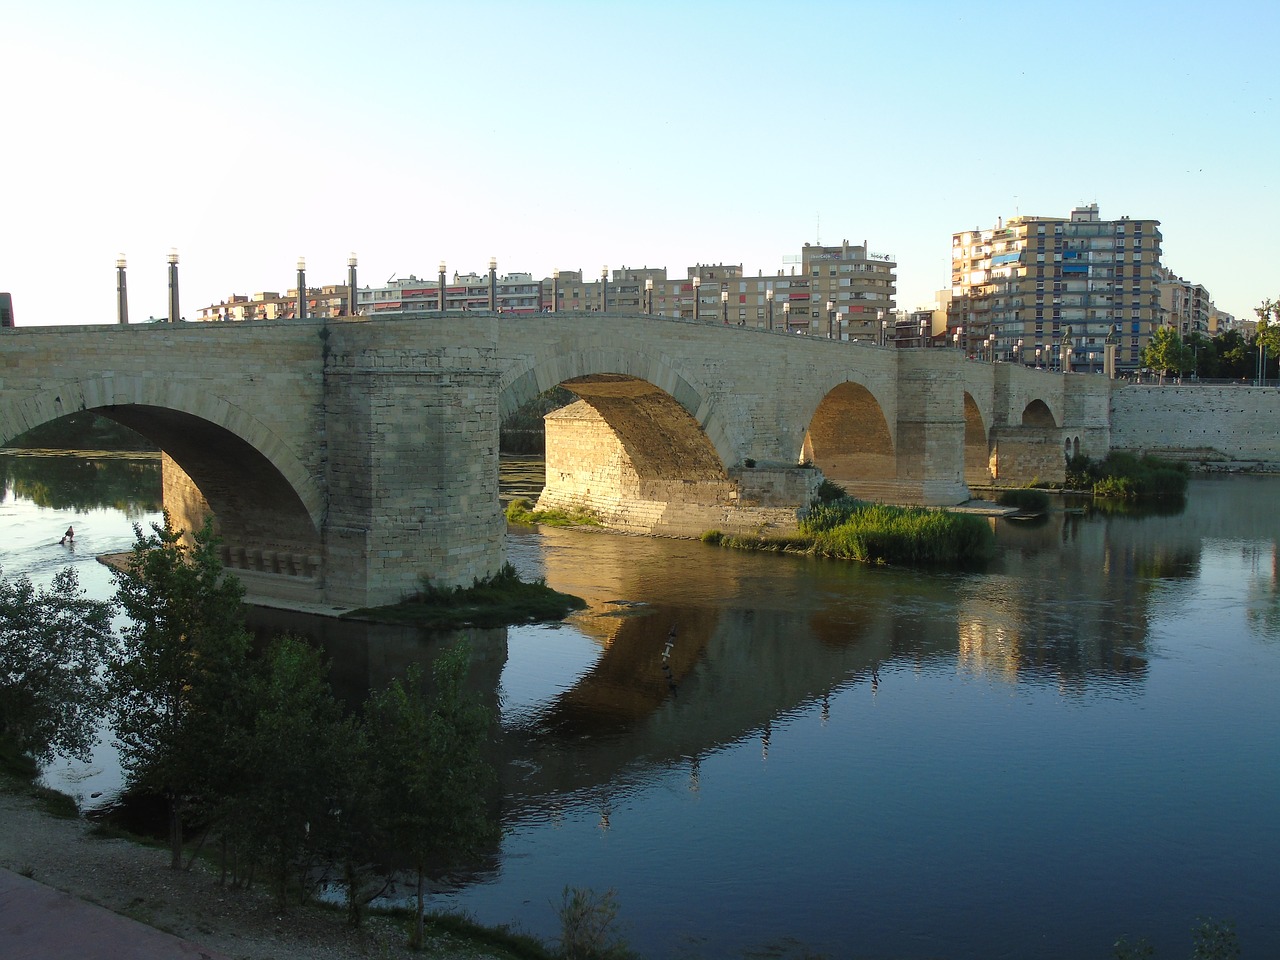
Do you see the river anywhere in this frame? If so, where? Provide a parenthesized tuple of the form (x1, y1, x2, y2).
(2, 450, 1278, 959)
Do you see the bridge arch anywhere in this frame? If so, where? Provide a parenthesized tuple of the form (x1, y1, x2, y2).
(498, 347, 736, 467)
(1, 377, 325, 572)
(800, 379, 895, 491)
(1021, 399, 1058, 428)
(963, 391, 993, 486)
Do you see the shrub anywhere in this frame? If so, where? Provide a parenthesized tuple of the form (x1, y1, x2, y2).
(700, 530, 723, 545)
(555, 886, 636, 960)
(815, 479, 847, 503)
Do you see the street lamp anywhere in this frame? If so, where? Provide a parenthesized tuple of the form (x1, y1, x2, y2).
(601, 265, 608, 312)
(296, 257, 307, 320)
(721, 289, 729, 325)
(115, 254, 128, 325)
(167, 248, 180, 323)
(783, 301, 791, 330)
(644, 277, 653, 315)
(488, 256, 497, 312)
(766, 288, 774, 330)
(1036, 346, 1042, 369)
(826, 300, 835, 339)
(347, 253, 358, 316)
(551, 269, 559, 313)
(919, 318, 928, 347)
(692, 275, 701, 321)
(1016, 338, 1024, 364)
(881, 318, 889, 347)
(438, 262, 447, 312)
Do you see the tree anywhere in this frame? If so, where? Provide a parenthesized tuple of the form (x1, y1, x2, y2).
(220, 635, 365, 908)
(0, 567, 115, 765)
(1141, 326, 1194, 383)
(1254, 298, 1278, 384)
(364, 645, 498, 948)
(108, 513, 252, 869)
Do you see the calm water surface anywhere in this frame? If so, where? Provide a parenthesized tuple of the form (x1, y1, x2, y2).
(3, 451, 1278, 960)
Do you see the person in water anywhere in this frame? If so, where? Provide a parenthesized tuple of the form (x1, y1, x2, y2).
(59, 525, 74, 545)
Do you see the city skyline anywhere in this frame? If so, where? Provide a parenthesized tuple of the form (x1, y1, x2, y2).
(2, 0, 1275, 328)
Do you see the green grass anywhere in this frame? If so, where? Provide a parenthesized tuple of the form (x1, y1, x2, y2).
(707, 497, 994, 568)
(343, 563, 586, 628)
(505, 497, 602, 528)
(0, 735, 80, 818)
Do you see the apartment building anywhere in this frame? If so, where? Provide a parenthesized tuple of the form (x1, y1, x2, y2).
(197, 285, 351, 322)
(948, 204, 1162, 373)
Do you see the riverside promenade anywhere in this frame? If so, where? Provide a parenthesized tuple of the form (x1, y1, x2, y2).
(0, 867, 228, 960)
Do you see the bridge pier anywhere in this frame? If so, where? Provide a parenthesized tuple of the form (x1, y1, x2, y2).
(323, 362, 505, 609)
(891, 355, 971, 505)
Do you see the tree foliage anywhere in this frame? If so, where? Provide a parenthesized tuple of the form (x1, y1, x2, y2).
(364, 645, 498, 947)
(1141, 326, 1194, 382)
(216, 635, 365, 908)
(107, 513, 252, 868)
(0, 567, 115, 764)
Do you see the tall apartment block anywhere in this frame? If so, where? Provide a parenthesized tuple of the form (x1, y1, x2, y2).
(948, 204, 1162, 373)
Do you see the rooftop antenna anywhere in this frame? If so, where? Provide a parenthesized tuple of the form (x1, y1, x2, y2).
(816, 213, 821, 246)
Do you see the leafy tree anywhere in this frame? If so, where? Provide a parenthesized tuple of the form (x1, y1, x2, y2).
(365, 645, 498, 948)
(1214, 329, 1251, 380)
(219, 634, 365, 908)
(107, 513, 252, 869)
(0, 568, 115, 764)
(1254, 299, 1280, 384)
(1141, 326, 1194, 383)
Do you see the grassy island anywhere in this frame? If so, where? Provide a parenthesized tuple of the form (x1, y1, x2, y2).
(704, 496, 994, 568)
(1066, 452, 1189, 500)
(505, 497, 602, 528)
(343, 563, 585, 628)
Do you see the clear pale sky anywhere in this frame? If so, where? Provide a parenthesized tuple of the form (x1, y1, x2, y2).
(2, 0, 1276, 327)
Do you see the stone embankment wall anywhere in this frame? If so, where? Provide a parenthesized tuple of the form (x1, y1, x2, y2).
(1110, 385, 1280, 468)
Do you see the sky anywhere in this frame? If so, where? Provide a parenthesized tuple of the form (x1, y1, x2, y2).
(2, 0, 1276, 327)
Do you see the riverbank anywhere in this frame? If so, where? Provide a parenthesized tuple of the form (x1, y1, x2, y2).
(0, 788, 522, 960)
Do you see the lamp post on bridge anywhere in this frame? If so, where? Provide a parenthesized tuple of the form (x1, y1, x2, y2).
(691, 276, 701, 321)
(721, 289, 729, 325)
(115, 254, 128, 325)
(488, 257, 497, 312)
(766, 288, 774, 331)
(167, 248, 180, 323)
(551, 269, 559, 313)
(438, 262, 447, 312)
(296, 257, 307, 320)
(782, 300, 790, 330)
(645, 277, 653, 315)
(826, 300, 835, 339)
(600, 266, 608, 312)
(347, 253, 358, 316)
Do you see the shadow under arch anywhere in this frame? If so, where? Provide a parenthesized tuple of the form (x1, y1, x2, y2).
(801, 380, 894, 490)
(1022, 399, 1059, 428)
(963, 391, 992, 485)
(498, 348, 736, 469)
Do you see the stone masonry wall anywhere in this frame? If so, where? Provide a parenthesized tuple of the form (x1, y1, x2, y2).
(1110, 385, 1280, 466)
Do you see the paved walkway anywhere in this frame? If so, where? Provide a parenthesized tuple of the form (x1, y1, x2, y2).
(0, 867, 228, 960)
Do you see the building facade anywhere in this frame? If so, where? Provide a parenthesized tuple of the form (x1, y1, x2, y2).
(197, 241, 898, 339)
(948, 204, 1163, 373)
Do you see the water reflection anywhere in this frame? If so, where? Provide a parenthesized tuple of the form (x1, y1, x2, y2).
(6, 453, 1280, 958)
(0, 450, 161, 515)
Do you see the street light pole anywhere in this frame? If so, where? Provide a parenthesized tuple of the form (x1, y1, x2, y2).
(438, 262, 447, 312)
(347, 253, 358, 316)
(826, 300, 834, 339)
(167, 249, 180, 323)
(115, 254, 128, 325)
(766, 288, 774, 331)
(645, 277, 653, 315)
(296, 257, 306, 320)
(601, 266, 609, 312)
(692, 276, 701, 321)
(721, 289, 729, 325)
(488, 257, 497, 312)
(551, 269, 559, 313)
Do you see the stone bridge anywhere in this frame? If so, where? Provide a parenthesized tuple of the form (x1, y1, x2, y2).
(2, 312, 1264, 610)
